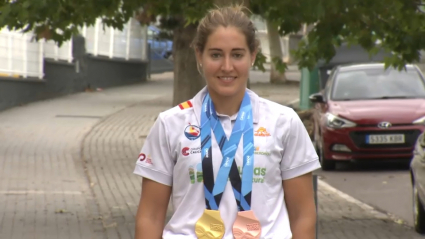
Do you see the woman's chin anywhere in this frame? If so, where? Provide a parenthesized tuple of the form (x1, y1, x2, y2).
(213, 87, 241, 97)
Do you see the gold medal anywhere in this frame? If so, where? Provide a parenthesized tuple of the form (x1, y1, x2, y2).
(195, 209, 225, 239)
(232, 210, 261, 239)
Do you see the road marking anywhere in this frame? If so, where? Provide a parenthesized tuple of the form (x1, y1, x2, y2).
(0, 190, 82, 195)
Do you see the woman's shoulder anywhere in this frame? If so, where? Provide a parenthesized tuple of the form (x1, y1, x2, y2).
(156, 99, 196, 123)
(257, 97, 299, 119)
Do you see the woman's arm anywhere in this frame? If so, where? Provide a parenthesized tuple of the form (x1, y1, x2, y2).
(283, 172, 317, 239)
(135, 178, 172, 239)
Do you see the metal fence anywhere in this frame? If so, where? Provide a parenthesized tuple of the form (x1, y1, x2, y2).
(0, 17, 148, 80)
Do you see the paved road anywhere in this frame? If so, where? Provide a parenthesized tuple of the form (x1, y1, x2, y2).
(316, 161, 415, 226)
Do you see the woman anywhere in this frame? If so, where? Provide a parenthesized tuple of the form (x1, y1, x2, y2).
(134, 5, 320, 239)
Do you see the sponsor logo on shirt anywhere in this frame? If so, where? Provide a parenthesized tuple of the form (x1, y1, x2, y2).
(182, 147, 201, 156)
(188, 163, 204, 184)
(254, 146, 271, 156)
(187, 163, 267, 184)
(138, 153, 152, 164)
(254, 127, 271, 137)
(184, 124, 200, 140)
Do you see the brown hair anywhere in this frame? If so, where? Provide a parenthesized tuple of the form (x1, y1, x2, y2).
(192, 4, 260, 54)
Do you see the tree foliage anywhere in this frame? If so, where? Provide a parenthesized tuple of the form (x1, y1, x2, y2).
(253, 0, 425, 70)
(0, 0, 425, 98)
(1, 0, 425, 74)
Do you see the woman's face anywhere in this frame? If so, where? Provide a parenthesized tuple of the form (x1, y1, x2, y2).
(196, 26, 256, 98)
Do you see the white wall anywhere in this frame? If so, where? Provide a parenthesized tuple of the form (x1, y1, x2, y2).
(0, 29, 44, 78)
(0, 18, 148, 79)
(83, 18, 147, 60)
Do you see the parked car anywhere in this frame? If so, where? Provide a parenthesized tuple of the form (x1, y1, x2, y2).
(310, 63, 425, 170)
(410, 132, 425, 234)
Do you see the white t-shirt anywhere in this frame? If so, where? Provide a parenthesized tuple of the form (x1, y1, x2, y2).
(134, 87, 321, 239)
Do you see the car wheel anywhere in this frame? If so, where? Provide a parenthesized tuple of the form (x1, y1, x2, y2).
(413, 182, 425, 234)
(319, 142, 336, 171)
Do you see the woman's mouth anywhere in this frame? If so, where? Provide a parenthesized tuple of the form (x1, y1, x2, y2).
(218, 76, 237, 82)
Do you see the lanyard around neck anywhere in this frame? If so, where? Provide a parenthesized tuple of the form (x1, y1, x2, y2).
(200, 92, 254, 211)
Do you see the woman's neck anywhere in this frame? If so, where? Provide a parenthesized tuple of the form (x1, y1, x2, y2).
(208, 88, 245, 116)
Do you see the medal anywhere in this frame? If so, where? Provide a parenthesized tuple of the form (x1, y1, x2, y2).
(232, 210, 261, 239)
(196, 92, 253, 238)
(195, 209, 225, 239)
(207, 93, 262, 238)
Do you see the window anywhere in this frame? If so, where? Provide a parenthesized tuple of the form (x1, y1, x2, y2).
(332, 67, 425, 100)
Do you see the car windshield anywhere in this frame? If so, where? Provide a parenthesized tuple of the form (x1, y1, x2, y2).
(331, 67, 425, 100)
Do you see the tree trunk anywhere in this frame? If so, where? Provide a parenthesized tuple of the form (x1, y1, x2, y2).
(172, 23, 205, 106)
(266, 20, 287, 84)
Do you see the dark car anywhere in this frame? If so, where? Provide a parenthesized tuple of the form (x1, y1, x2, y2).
(310, 63, 425, 170)
(410, 132, 425, 234)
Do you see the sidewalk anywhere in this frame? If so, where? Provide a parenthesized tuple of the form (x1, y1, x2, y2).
(0, 72, 422, 239)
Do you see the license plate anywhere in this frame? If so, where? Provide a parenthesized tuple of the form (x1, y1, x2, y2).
(366, 134, 405, 144)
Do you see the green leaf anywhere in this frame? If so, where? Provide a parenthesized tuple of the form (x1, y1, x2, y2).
(254, 50, 267, 72)
(272, 57, 287, 73)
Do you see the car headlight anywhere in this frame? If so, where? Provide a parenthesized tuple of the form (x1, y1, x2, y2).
(326, 113, 357, 128)
(413, 116, 425, 125)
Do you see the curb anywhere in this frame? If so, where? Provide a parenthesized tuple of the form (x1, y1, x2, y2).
(318, 179, 411, 227)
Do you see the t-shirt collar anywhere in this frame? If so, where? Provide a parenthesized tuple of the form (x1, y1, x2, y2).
(192, 86, 260, 125)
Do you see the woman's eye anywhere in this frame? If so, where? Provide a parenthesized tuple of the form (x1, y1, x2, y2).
(233, 54, 243, 58)
(211, 53, 221, 58)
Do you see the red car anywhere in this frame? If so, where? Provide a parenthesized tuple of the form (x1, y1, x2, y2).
(309, 63, 425, 170)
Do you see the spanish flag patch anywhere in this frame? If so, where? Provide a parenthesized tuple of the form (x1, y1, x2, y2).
(178, 100, 193, 110)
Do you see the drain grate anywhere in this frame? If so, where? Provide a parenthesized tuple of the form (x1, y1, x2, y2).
(55, 115, 103, 119)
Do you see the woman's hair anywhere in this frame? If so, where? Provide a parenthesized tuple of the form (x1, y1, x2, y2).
(192, 4, 260, 54)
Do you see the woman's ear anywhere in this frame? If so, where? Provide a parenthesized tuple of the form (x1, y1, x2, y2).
(195, 48, 203, 66)
(251, 50, 257, 67)
(195, 48, 204, 75)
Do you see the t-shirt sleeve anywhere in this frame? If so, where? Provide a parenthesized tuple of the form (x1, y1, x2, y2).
(133, 113, 174, 186)
(280, 109, 321, 180)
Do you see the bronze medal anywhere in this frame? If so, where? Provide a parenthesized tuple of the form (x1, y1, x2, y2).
(232, 210, 261, 239)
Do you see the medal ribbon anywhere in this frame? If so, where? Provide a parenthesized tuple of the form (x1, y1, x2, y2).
(200, 92, 254, 211)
